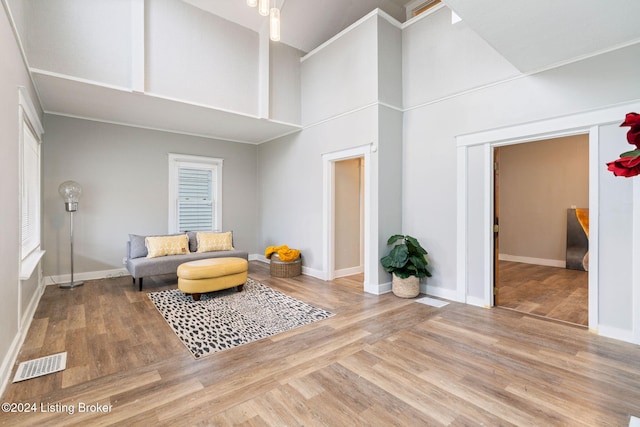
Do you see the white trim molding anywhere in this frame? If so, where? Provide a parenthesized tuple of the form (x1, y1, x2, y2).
(168, 153, 223, 234)
(322, 143, 380, 294)
(456, 100, 640, 343)
(45, 268, 129, 286)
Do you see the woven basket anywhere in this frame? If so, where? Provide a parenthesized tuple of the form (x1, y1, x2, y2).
(392, 273, 420, 298)
(270, 253, 302, 278)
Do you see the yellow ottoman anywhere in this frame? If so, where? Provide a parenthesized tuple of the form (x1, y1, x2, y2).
(177, 257, 248, 301)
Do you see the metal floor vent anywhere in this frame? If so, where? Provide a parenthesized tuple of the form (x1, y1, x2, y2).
(415, 296, 449, 308)
(12, 352, 67, 383)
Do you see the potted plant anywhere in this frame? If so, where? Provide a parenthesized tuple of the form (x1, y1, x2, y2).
(380, 234, 432, 298)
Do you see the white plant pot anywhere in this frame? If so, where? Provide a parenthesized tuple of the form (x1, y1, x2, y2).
(392, 273, 420, 298)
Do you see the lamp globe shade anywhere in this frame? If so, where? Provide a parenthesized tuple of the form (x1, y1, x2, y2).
(59, 181, 82, 212)
(58, 181, 82, 203)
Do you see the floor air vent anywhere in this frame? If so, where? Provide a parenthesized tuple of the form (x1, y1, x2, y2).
(12, 352, 67, 383)
(415, 296, 449, 308)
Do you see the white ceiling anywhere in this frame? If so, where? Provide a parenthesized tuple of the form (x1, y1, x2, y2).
(32, 71, 301, 144)
(442, 0, 640, 72)
(29, 0, 640, 144)
(183, 0, 412, 53)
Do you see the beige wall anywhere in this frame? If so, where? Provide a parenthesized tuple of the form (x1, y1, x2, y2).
(334, 158, 363, 273)
(498, 135, 589, 264)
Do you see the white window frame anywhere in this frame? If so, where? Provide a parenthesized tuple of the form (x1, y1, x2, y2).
(18, 87, 45, 280)
(168, 153, 223, 233)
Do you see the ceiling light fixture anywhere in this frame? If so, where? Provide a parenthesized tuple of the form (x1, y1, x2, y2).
(269, 8, 280, 41)
(258, 0, 270, 17)
(249, 0, 282, 42)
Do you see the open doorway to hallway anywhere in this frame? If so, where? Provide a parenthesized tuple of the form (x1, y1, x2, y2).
(332, 157, 364, 290)
(494, 135, 589, 326)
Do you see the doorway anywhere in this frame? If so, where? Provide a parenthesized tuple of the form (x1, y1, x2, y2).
(322, 144, 374, 292)
(333, 157, 364, 288)
(493, 135, 589, 326)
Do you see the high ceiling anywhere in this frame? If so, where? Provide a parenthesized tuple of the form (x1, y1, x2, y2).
(20, 0, 640, 144)
(185, 0, 640, 71)
(183, 0, 414, 53)
(443, 0, 640, 72)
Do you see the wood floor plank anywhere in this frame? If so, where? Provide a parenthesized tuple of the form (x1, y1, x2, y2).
(1, 261, 639, 426)
(497, 260, 588, 325)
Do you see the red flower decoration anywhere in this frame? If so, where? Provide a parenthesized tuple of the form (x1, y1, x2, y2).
(607, 155, 640, 178)
(607, 113, 640, 177)
(621, 112, 640, 148)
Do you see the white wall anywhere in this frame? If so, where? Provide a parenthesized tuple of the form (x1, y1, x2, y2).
(270, 42, 302, 125)
(0, 1, 44, 395)
(25, 0, 132, 88)
(145, 0, 259, 115)
(403, 8, 520, 109)
(24, 0, 267, 118)
(301, 16, 378, 126)
(403, 7, 640, 339)
(42, 115, 259, 279)
(598, 123, 634, 332)
(258, 106, 378, 275)
(258, 12, 403, 292)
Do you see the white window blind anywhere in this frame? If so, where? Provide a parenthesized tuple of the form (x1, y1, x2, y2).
(21, 124, 40, 258)
(177, 167, 214, 232)
(168, 154, 223, 234)
(18, 87, 45, 280)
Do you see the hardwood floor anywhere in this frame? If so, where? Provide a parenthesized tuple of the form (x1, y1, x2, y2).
(497, 261, 588, 326)
(331, 272, 364, 290)
(2, 261, 639, 426)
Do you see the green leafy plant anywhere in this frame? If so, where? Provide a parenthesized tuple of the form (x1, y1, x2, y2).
(380, 234, 432, 279)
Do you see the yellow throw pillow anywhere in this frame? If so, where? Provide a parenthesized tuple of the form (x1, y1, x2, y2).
(145, 234, 190, 258)
(197, 231, 233, 252)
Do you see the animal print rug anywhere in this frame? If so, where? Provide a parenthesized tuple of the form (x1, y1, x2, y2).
(148, 278, 334, 359)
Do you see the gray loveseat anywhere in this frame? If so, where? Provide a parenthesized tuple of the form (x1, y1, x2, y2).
(125, 232, 248, 291)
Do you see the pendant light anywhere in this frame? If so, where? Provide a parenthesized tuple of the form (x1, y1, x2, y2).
(258, 0, 269, 16)
(247, 0, 257, 6)
(270, 8, 281, 41)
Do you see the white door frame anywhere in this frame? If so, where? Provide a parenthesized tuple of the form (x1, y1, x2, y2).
(322, 144, 372, 286)
(456, 104, 640, 332)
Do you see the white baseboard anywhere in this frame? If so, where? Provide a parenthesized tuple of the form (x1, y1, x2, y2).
(465, 295, 489, 308)
(251, 253, 325, 280)
(425, 284, 464, 303)
(365, 281, 391, 295)
(45, 268, 129, 286)
(499, 253, 565, 268)
(249, 253, 267, 262)
(301, 266, 324, 280)
(0, 276, 46, 398)
(597, 324, 637, 345)
(334, 266, 364, 278)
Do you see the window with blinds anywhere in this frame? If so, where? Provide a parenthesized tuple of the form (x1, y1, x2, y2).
(168, 154, 223, 234)
(21, 123, 41, 258)
(177, 167, 214, 232)
(18, 87, 45, 280)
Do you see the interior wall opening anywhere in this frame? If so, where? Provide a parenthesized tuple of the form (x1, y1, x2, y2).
(332, 157, 364, 290)
(493, 134, 590, 326)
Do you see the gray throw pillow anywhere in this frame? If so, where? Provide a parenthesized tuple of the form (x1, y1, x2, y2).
(187, 231, 198, 253)
(129, 234, 148, 258)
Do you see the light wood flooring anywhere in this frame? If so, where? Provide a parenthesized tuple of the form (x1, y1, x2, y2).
(497, 261, 588, 326)
(2, 261, 639, 426)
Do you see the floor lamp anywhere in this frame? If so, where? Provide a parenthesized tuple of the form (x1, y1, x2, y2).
(58, 181, 84, 288)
